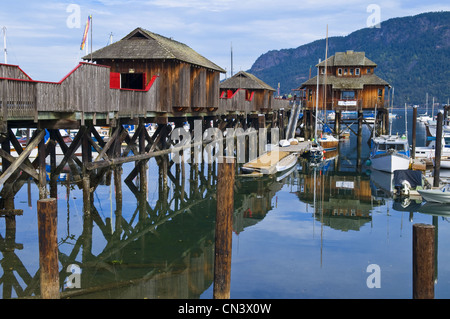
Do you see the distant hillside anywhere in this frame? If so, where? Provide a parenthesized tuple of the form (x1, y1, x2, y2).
(249, 11, 450, 106)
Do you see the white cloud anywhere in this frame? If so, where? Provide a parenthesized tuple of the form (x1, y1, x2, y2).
(1, 0, 448, 81)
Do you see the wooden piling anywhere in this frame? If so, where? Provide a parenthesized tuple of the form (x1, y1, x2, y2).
(213, 157, 235, 299)
(413, 223, 435, 299)
(38, 135, 47, 200)
(37, 198, 60, 299)
(433, 112, 443, 187)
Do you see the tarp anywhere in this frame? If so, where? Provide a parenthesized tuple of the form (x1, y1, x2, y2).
(393, 170, 423, 188)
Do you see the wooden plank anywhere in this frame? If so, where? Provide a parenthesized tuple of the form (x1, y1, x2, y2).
(0, 149, 39, 180)
(0, 130, 45, 185)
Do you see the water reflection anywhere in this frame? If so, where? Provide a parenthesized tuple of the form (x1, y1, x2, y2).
(1, 111, 450, 299)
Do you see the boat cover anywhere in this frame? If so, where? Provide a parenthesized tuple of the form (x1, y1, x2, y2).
(393, 170, 422, 188)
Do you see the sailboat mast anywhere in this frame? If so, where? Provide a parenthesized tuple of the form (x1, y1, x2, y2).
(231, 42, 234, 77)
(405, 103, 408, 137)
(2, 26, 7, 64)
(315, 58, 321, 141)
(324, 25, 328, 125)
(90, 15, 93, 62)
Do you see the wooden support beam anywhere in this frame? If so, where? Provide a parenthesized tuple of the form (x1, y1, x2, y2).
(0, 149, 39, 180)
(0, 209, 24, 217)
(0, 130, 45, 186)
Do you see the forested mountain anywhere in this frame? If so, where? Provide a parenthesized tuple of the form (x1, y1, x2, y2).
(248, 11, 450, 106)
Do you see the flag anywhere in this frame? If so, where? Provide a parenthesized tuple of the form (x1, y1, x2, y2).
(80, 15, 92, 51)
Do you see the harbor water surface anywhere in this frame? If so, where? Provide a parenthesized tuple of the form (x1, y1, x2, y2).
(1, 107, 450, 299)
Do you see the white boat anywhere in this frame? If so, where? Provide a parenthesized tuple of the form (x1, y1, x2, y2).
(369, 134, 411, 173)
(276, 153, 299, 173)
(415, 136, 450, 159)
(441, 159, 450, 169)
(418, 184, 450, 203)
(425, 121, 450, 137)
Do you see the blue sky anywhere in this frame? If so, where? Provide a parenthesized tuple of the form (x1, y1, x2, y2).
(1, 0, 449, 82)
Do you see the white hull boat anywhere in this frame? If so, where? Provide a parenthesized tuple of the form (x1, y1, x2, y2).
(418, 184, 450, 203)
(370, 153, 411, 173)
(369, 135, 411, 173)
(276, 153, 299, 173)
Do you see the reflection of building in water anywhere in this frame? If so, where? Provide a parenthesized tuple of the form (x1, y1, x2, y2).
(296, 171, 384, 231)
(233, 176, 285, 234)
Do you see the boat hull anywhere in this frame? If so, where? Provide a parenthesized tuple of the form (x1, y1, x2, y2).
(318, 134, 339, 151)
(276, 153, 298, 173)
(370, 153, 410, 173)
(418, 189, 450, 203)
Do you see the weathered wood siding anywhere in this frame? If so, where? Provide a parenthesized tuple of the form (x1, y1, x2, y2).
(0, 62, 286, 120)
(0, 64, 31, 80)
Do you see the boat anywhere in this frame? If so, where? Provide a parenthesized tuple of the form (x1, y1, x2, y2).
(415, 136, 450, 159)
(303, 143, 324, 163)
(318, 133, 339, 151)
(441, 158, 450, 169)
(276, 153, 299, 173)
(418, 202, 450, 216)
(241, 150, 294, 175)
(425, 121, 450, 138)
(369, 134, 411, 173)
(417, 184, 450, 203)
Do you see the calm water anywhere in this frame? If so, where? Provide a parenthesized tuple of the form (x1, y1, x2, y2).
(1, 106, 450, 299)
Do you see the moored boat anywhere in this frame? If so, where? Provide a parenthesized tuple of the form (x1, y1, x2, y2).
(318, 134, 339, 151)
(418, 184, 450, 203)
(369, 134, 411, 173)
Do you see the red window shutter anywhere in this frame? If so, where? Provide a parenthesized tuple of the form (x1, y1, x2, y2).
(142, 73, 147, 90)
(110, 72, 121, 89)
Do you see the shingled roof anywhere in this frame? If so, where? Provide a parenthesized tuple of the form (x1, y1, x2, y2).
(317, 51, 377, 67)
(220, 71, 276, 91)
(83, 27, 225, 73)
(301, 74, 390, 89)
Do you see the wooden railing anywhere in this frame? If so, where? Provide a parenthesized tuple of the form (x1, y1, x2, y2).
(0, 63, 292, 121)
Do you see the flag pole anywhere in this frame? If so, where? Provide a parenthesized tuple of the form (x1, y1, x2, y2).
(90, 15, 93, 62)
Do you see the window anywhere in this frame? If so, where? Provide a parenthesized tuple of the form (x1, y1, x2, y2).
(308, 89, 313, 101)
(121, 73, 145, 90)
(350, 68, 354, 76)
(396, 144, 405, 151)
(341, 91, 355, 100)
(367, 68, 371, 74)
(377, 144, 386, 151)
(378, 88, 383, 101)
(355, 68, 360, 76)
(338, 68, 342, 76)
(344, 68, 348, 75)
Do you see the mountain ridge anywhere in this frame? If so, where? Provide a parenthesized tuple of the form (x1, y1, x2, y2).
(248, 11, 450, 106)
